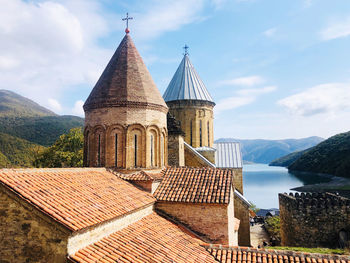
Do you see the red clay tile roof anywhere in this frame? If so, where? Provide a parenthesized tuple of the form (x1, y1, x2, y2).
(154, 167, 233, 204)
(203, 245, 350, 263)
(0, 168, 155, 231)
(69, 212, 217, 263)
(113, 169, 164, 181)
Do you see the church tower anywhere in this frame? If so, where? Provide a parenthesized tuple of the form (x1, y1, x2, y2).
(163, 48, 215, 148)
(83, 30, 168, 169)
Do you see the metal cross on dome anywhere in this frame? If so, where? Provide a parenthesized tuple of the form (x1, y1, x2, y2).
(122, 13, 133, 33)
(183, 44, 189, 55)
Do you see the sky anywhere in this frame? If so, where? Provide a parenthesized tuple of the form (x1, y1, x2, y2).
(1, 0, 350, 140)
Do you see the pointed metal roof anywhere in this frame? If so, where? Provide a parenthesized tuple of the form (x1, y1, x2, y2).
(84, 34, 167, 112)
(163, 54, 214, 104)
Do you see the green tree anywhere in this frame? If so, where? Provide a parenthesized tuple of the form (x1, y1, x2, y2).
(34, 128, 83, 167)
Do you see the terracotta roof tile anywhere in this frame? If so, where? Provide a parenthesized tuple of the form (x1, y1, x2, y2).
(0, 168, 155, 231)
(203, 245, 350, 263)
(154, 167, 233, 204)
(69, 212, 217, 263)
(113, 169, 165, 182)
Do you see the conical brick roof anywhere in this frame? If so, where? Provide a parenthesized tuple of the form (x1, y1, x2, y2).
(84, 34, 167, 112)
(163, 54, 214, 104)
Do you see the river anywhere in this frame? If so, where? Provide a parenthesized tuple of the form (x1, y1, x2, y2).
(242, 163, 332, 209)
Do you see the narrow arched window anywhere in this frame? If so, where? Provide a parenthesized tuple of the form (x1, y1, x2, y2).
(134, 134, 138, 167)
(199, 120, 202, 147)
(161, 135, 164, 166)
(97, 134, 101, 167)
(190, 121, 193, 146)
(150, 134, 154, 166)
(114, 134, 118, 167)
(207, 121, 210, 146)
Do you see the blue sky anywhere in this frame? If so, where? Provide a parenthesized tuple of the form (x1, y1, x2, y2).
(1, 0, 350, 139)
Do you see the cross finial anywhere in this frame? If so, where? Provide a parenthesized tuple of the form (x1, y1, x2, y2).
(183, 44, 189, 56)
(122, 12, 133, 34)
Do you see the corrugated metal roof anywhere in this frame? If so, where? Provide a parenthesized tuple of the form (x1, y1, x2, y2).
(213, 142, 243, 168)
(163, 54, 214, 103)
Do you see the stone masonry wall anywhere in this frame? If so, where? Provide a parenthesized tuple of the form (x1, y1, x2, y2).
(279, 192, 350, 248)
(156, 201, 233, 245)
(167, 100, 214, 148)
(0, 187, 70, 263)
(84, 107, 167, 169)
(184, 145, 212, 167)
(232, 168, 243, 194)
(168, 134, 185, 166)
(234, 194, 250, 246)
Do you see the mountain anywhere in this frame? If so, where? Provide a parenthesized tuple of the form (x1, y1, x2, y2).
(269, 149, 310, 167)
(288, 131, 350, 178)
(215, 137, 324, 164)
(0, 132, 44, 168)
(0, 90, 84, 146)
(0, 89, 56, 117)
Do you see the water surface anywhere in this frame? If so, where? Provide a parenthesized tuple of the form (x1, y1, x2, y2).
(243, 164, 332, 209)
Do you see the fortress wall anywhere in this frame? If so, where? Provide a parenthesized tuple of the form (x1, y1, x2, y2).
(279, 192, 350, 248)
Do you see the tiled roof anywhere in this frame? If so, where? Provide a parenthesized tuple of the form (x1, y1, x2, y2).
(69, 212, 217, 263)
(204, 245, 350, 263)
(0, 168, 155, 231)
(114, 169, 164, 181)
(154, 167, 233, 204)
(84, 34, 167, 112)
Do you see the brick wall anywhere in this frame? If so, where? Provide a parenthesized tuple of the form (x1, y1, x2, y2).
(0, 187, 70, 263)
(168, 134, 185, 166)
(156, 189, 237, 245)
(234, 194, 250, 246)
(279, 192, 350, 248)
(84, 107, 167, 169)
(184, 145, 213, 167)
(232, 168, 243, 194)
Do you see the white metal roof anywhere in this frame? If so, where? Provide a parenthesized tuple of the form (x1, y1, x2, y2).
(213, 142, 243, 168)
(163, 55, 214, 103)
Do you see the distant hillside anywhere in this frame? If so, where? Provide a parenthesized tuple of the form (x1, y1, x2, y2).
(270, 149, 310, 167)
(215, 137, 324, 164)
(288, 131, 350, 178)
(0, 90, 84, 146)
(0, 89, 55, 117)
(0, 132, 44, 168)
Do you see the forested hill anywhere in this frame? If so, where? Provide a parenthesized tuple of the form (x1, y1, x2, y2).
(0, 89, 56, 117)
(0, 90, 84, 146)
(215, 137, 324, 164)
(287, 131, 350, 178)
(269, 149, 309, 167)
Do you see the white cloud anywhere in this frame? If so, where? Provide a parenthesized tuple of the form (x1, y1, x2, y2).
(278, 83, 350, 116)
(320, 17, 350, 41)
(303, 0, 313, 8)
(72, 100, 85, 117)
(215, 86, 277, 113)
(0, 0, 112, 111)
(48, 98, 62, 113)
(219, 75, 265, 86)
(131, 0, 206, 40)
(263, 28, 277, 37)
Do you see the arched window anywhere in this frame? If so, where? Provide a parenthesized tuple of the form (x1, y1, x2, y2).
(97, 134, 101, 167)
(150, 134, 154, 166)
(134, 134, 138, 167)
(190, 121, 193, 146)
(114, 134, 118, 167)
(207, 121, 210, 146)
(161, 135, 164, 166)
(199, 120, 202, 147)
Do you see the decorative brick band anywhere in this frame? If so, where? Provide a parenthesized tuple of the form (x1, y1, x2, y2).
(84, 101, 168, 113)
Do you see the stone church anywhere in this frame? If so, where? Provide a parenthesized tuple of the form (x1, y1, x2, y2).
(1, 26, 347, 263)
